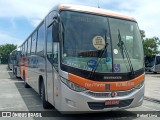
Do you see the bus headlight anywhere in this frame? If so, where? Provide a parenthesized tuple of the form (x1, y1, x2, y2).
(135, 81, 144, 89)
(61, 77, 87, 92)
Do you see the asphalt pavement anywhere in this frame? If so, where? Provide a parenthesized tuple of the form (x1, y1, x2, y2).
(145, 73, 160, 100)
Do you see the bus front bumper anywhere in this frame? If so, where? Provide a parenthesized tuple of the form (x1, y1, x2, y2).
(57, 82, 144, 113)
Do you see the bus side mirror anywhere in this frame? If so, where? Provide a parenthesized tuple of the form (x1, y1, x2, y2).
(52, 19, 59, 42)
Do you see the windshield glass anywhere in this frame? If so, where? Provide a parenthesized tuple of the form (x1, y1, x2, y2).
(60, 11, 112, 72)
(109, 18, 144, 72)
(60, 11, 144, 73)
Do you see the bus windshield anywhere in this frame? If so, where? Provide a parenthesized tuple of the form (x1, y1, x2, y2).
(109, 18, 144, 73)
(60, 11, 143, 73)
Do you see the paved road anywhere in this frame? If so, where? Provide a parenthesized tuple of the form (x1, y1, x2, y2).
(145, 73, 160, 100)
(0, 65, 159, 120)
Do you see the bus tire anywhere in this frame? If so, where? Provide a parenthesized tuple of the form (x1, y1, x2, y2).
(13, 66, 15, 74)
(40, 81, 50, 109)
(15, 68, 18, 78)
(23, 72, 30, 88)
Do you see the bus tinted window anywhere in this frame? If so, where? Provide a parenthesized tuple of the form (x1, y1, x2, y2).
(27, 38, 31, 55)
(47, 11, 56, 26)
(31, 31, 37, 55)
(25, 41, 28, 55)
(37, 23, 45, 56)
(22, 44, 25, 56)
(156, 56, 160, 65)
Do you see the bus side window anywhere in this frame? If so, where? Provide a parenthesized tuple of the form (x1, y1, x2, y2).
(156, 56, 160, 65)
(31, 31, 38, 55)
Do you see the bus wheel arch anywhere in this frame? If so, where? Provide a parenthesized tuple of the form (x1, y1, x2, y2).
(39, 76, 51, 109)
(23, 70, 30, 88)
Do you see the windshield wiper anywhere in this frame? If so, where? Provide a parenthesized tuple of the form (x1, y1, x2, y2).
(87, 33, 109, 79)
(117, 29, 135, 77)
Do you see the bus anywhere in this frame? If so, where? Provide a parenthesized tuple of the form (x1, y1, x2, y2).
(8, 50, 15, 70)
(145, 54, 160, 73)
(20, 4, 144, 112)
(12, 47, 21, 78)
(8, 48, 21, 77)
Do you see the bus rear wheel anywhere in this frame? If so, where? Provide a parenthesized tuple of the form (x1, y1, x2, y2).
(40, 81, 51, 109)
(15, 68, 18, 78)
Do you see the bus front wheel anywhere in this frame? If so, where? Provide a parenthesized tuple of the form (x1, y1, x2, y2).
(40, 81, 51, 109)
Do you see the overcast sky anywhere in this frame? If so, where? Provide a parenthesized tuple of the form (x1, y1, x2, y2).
(0, 0, 159, 46)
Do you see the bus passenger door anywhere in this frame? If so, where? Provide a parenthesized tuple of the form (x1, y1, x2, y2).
(46, 25, 54, 105)
(46, 24, 59, 106)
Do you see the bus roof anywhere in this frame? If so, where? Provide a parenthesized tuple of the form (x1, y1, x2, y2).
(57, 4, 136, 21)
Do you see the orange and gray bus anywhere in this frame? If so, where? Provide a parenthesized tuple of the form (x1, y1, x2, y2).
(20, 4, 144, 112)
(12, 47, 21, 78)
(8, 48, 21, 77)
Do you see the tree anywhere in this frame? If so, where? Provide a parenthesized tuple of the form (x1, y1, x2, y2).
(0, 44, 17, 57)
(140, 30, 159, 56)
(140, 30, 145, 41)
(143, 37, 160, 56)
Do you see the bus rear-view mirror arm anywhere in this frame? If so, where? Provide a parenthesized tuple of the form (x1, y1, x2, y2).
(52, 19, 60, 42)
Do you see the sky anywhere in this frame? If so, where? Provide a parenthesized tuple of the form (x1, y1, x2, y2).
(0, 0, 159, 46)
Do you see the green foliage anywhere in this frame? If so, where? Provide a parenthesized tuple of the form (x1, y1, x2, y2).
(0, 44, 17, 57)
(143, 37, 160, 56)
(140, 30, 145, 40)
(140, 30, 160, 56)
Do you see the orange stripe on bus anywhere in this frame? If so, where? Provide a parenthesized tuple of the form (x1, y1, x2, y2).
(59, 5, 134, 21)
(68, 73, 144, 92)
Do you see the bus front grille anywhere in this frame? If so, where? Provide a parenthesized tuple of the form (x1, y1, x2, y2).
(85, 88, 136, 98)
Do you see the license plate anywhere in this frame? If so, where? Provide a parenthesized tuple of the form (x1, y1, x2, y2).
(105, 100, 120, 105)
